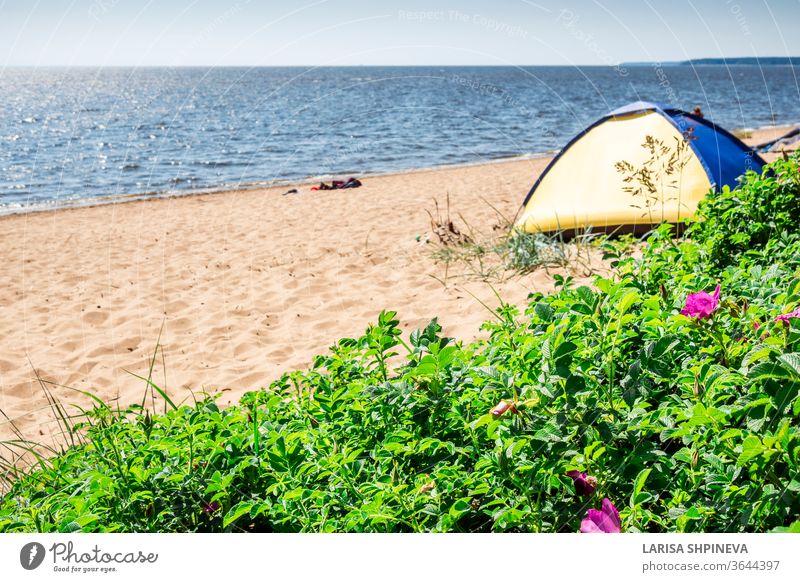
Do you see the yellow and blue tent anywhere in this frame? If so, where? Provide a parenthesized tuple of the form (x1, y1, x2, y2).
(516, 101, 765, 234)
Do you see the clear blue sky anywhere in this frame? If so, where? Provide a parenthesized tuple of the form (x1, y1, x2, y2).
(1, 0, 798, 66)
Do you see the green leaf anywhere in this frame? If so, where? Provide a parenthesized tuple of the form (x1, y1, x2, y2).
(534, 302, 554, 322)
(618, 290, 640, 315)
(684, 507, 703, 520)
(437, 346, 459, 368)
(631, 468, 652, 507)
(470, 414, 496, 430)
(771, 520, 800, 533)
(532, 422, 561, 443)
(748, 362, 794, 382)
(59, 520, 82, 533)
(449, 498, 472, 520)
(223, 502, 254, 528)
(553, 341, 577, 362)
(738, 436, 766, 466)
(576, 286, 595, 306)
(777, 353, 800, 378)
(741, 344, 778, 369)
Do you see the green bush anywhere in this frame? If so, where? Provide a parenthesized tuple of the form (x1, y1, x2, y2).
(2, 154, 800, 533)
(687, 154, 800, 268)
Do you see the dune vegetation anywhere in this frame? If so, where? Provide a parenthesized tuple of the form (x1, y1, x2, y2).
(2, 153, 800, 533)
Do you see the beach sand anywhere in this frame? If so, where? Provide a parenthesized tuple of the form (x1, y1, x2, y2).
(0, 126, 791, 444)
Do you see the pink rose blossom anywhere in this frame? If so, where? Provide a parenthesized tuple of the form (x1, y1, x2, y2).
(775, 308, 800, 325)
(201, 501, 221, 514)
(580, 498, 621, 533)
(567, 471, 598, 496)
(680, 284, 721, 320)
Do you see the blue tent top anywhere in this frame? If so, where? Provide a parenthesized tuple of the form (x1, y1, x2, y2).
(606, 101, 765, 191)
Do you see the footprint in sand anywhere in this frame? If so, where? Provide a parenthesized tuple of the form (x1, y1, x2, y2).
(82, 310, 109, 326)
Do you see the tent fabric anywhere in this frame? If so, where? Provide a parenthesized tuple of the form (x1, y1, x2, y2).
(516, 101, 765, 234)
(665, 111, 762, 189)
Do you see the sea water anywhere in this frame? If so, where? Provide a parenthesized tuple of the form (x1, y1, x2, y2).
(1, 65, 798, 213)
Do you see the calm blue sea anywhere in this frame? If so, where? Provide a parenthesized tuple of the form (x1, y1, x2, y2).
(1, 65, 799, 213)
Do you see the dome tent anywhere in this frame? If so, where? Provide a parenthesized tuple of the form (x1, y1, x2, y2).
(515, 101, 765, 234)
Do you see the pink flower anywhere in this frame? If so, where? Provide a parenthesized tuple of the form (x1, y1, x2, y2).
(580, 498, 621, 533)
(680, 284, 721, 320)
(490, 400, 517, 418)
(775, 308, 800, 325)
(567, 471, 598, 496)
(201, 501, 221, 514)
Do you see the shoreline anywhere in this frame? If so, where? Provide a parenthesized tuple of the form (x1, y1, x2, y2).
(0, 150, 559, 219)
(1, 121, 796, 220)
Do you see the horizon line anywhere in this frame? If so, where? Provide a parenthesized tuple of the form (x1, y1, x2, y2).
(3, 58, 799, 69)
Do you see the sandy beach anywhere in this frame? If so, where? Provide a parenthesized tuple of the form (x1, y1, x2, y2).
(0, 125, 792, 443)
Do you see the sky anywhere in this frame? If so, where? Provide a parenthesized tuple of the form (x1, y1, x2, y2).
(0, 0, 798, 67)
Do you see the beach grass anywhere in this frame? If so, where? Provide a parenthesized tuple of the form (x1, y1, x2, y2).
(425, 194, 605, 284)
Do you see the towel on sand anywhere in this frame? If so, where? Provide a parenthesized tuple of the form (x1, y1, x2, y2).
(311, 177, 362, 191)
